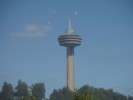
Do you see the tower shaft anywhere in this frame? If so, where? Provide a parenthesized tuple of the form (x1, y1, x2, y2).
(67, 47, 75, 91)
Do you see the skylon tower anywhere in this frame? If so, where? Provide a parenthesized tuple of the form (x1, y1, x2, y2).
(58, 20, 82, 91)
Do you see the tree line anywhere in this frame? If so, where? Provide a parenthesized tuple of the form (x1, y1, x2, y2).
(49, 85, 133, 100)
(0, 80, 133, 100)
(0, 80, 45, 100)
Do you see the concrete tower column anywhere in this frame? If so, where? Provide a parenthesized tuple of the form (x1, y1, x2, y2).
(67, 47, 75, 91)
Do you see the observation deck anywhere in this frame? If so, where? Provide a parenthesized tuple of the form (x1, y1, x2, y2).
(58, 34, 82, 47)
(58, 20, 82, 47)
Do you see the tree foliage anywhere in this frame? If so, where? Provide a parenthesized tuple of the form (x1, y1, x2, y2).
(31, 83, 45, 100)
(50, 87, 73, 100)
(77, 85, 131, 100)
(0, 82, 14, 100)
(15, 80, 29, 99)
(73, 92, 92, 100)
(21, 96, 36, 100)
(49, 85, 133, 100)
(0, 81, 133, 100)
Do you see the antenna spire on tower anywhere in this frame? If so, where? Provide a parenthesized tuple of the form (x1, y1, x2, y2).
(68, 19, 71, 29)
(65, 19, 74, 34)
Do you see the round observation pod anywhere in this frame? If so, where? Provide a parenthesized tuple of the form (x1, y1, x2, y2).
(58, 34, 82, 47)
(58, 20, 82, 47)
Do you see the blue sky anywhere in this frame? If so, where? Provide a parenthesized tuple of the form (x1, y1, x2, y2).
(0, 0, 133, 98)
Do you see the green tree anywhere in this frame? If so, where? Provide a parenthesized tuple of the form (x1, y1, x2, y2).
(21, 96, 36, 100)
(49, 85, 133, 100)
(128, 96, 133, 100)
(0, 82, 14, 100)
(78, 85, 94, 100)
(73, 92, 92, 100)
(31, 83, 45, 100)
(50, 87, 73, 100)
(15, 80, 29, 99)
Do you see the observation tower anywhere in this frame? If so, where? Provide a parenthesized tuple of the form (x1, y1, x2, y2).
(58, 20, 82, 91)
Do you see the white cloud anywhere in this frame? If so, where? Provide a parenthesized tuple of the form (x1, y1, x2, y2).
(11, 24, 53, 37)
